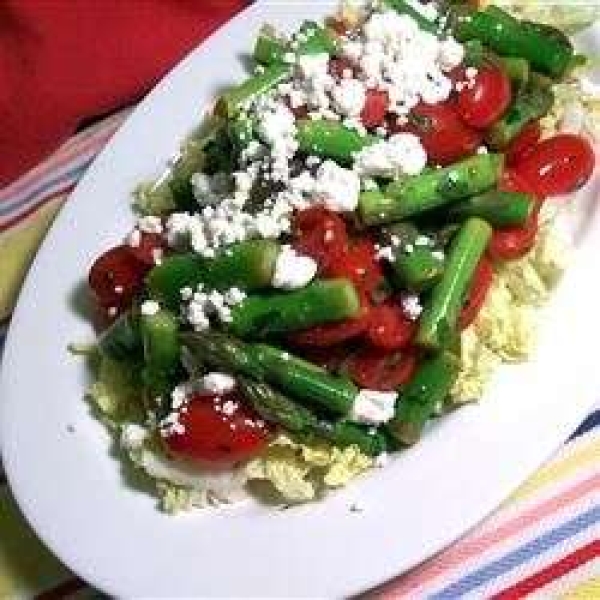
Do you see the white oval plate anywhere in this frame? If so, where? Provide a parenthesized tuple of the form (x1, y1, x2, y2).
(1, 2, 599, 597)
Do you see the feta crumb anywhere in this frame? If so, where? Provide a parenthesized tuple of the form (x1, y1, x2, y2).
(314, 160, 361, 212)
(438, 37, 465, 72)
(350, 390, 398, 426)
(137, 215, 163, 234)
(201, 373, 237, 395)
(331, 79, 366, 117)
(401, 294, 423, 321)
(376, 245, 396, 262)
(374, 452, 390, 468)
(127, 229, 141, 248)
(121, 424, 148, 452)
(141, 300, 161, 316)
(414, 235, 432, 247)
(272, 245, 318, 290)
(353, 133, 427, 178)
(221, 399, 239, 416)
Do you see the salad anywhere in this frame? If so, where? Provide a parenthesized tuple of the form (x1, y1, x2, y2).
(81, 0, 597, 511)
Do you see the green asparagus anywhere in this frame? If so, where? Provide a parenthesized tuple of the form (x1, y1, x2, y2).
(447, 190, 536, 227)
(359, 154, 504, 225)
(183, 332, 359, 415)
(387, 352, 460, 445)
(98, 311, 142, 361)
(147, 240, 281, 309)
(417, 217, 492, 350)
(228, 278, 361, 338)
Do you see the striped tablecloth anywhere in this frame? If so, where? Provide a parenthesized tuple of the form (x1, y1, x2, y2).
(0, 111, 598, 599)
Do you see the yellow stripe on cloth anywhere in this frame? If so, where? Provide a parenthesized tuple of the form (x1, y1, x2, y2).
(0, 197, 65, 321)
(508, 436, 600, 504)
(0, 487, 72, 599)
(561, 577, 600, 599)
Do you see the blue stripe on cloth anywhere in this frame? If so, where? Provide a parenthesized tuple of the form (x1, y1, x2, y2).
(430, 505, 600, 599)
(570, 410, 600, 439)
(0, 162, 90, 218)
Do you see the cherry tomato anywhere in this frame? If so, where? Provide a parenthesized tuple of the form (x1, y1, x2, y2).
(345, 348, 418, 391)
(457, 65, 511, 129)
(326, 238, 384, 295)
(366, 302, 416, 350)
(360, 89, 389, 129)
(394, 101, 482, 166)
(128, 232, 166, 266)
(506, 121, 542, 167)
(297, 345, 352, 372)
(292, 207, 348, 273)
(88, 245, 148, 314)
(499, 167, 540, 197)
(162, 392, 272, 464)
(459, 258, 494, 329)
(488, 206, 540, 261)
(514, 134, 595, 198)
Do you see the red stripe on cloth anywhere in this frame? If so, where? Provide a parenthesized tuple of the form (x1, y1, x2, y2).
(491, 540, 600, 600)
(0, 185, 74, 232)
(35, 577, 86, 600)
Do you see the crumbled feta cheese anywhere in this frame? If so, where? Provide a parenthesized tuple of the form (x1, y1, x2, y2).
(438, 37, 465, 72)
(432, 250, 445, 261)
(127, 229, 141, 247)
(184, 285, 247, 331)
(121, 424, 148, 452)
(257, 101, 297, 147)
(313, 160, 361, 212)
(141, 300, 161, 316)
(201, 373, 237, 395)
(332, 79, 366, 117)
(296, 53, 330, 80)
(272, 245, 318, 290)
(351, 390, 398, 426)
(401, 294, 423, 321)
(376, 245, 396, 262)
(353, 133, 427, 178)
(137, 215, 163, 234)
(414, 235, 432, 247)
(374, 452, 390, 468)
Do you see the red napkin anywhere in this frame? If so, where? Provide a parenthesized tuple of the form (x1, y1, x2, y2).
(0, 0, 248, 187)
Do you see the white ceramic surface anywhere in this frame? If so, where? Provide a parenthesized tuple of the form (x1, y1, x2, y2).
(1, 2, 599, 597)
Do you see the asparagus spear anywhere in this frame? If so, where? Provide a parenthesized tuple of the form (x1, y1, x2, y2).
(146, 240, 281, 309)
(380, 223, 445, 293)
(228, 278, 361, 338)
(417, 217, 492, 350)
(296, 120, 377, 165)
(387, 352, 460, 445)
(486, 84, 554, 149)
(182, 332, 359, 415)
(447, 190, 536, 227)
(238, 377, 387, 456)
(254, 22, 339, 66)
(140, 307, 181, 399)
(359, 154, 504, 226)
(98, 311, 142, 361)
(450, 5, 575, 79)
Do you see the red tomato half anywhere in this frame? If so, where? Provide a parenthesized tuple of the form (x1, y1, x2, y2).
(162, 392, 271, 464)
(292, 207, 348, 273)
(488, 206, 540, 261)
(506, 121, 542, 166)
(366, 302, 416, 350)
(515, 134, 595, 198)
(345, 348, 418, 391)
(360, 89, 389, 129)
(459, 258, 494, 329)
(88, 245, 148, 315)
(394, 101, 482, 166)
(457, 65, 511, 129)
(326, 238, 384, 295)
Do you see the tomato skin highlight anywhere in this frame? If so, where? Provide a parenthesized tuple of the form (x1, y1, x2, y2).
(162, 392, 271, 464)
(457, 66, 512, 130)
(345, 348, 418, 391)
(514, 134, 595, 198)
(292, 207, 349, 273)
(360, 89, 389, 129)
(394, 101, 482, 166)
(326, 238, 383, 295)
(506, 121, 542, 167)
(88, 245, 149, 315)
(366, 302, 416, 350)
(459, 258, 494, 329)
